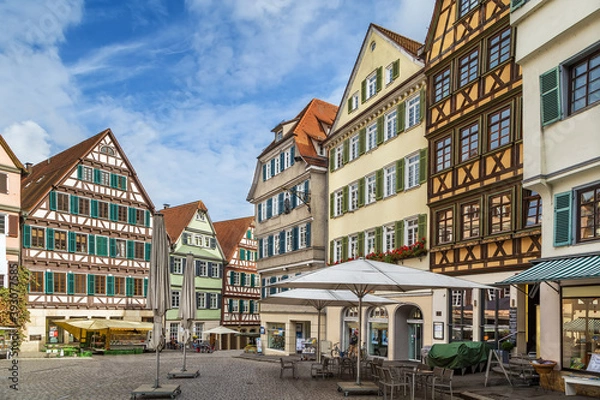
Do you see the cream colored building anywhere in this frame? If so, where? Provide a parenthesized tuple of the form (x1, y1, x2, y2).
(247, 99, 338, 356)
(324, 24, 432, 361)
(506, 0, 600, 380)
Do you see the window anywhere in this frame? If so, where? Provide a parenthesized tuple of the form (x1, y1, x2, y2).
(524, 190, 542, 227)
(230, 298, 239, 312)
(98, 201, 109, 219)
(490, 193, 512, 234)
(31, 227, 45, 248)
(458, 0, 478, 17)
(383, 225, 395, 252)
(0, 173, 7, 194)
(115, 239, 126, 258)
(366, 123, 377, 152)
(78, 198, 90, 216)
(348, 235, 358, 259)
(406, 154, 420, 189)
(274, 156, 281, 175)
(133, 278, 144, 296)
(169, 322, 179, 342)
(333, 239, 342, 263)
(0, 214, 5, 235)
(196, 260, 207, 276)
(30, 271, 44, 293)
(435, 136, 452, 172)
(349, 182, 359, 211)
(99, 171, 110, 186)
(265, 162, 271, 180)
(54, 273, 66, 293)
(260, 202, 267, 221)
(133, 242, 144, 260)
(349, 134, 359, 161)
(458, 49, 479, 87)
(365, 230, 375, 255)
(135, 209, 145, 225)
(384, 110, 397, 140)
(117, 205, 127, 222)
(488, 107, 511, 150)
(385, 63, 394, 85)
(334, 189, 343, 217)
(75, 233, 87, 253)
(406, 95, 420, 129)
(436, 208, 454, 244)
(335, 144, 343, 169)
(452, 290, 463, 307)
(578, 184, 600, 241)
(299, 225, 307, 248)
(95, 275, 106, 295)
(349, 91, 359, 112)
(74, 274, 86, 294)
(273, 234, 280, 255)
(275, 130, 283, 142)
(211, 263, 220, 277)
(489, 28, 511, 68)
(57, 193, 69, 212)
(461, 202, 480, 239)
(272, 195, 279, 216)
(81, 166, 93, 182)
(405, 218, 419, 246)
(196, 292, 206, 309)
(433, 68, 450, 102)
(232, 272, 241, 286)
(54, 230, 67, 251)
(384, 165, 396, 197)
(114, 276, 125, 295)
(366, 174, 376, 205)
(100, 146, 115, 155)
(460, 123, 479, 162)
(367, 71, 377, 99)
(562, 286, 600, 371)
(210, 293, 218, 309)
(569, 49, 600, 113)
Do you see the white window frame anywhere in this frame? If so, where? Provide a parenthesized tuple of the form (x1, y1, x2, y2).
(384, 165, 396, 198)
(349, 182, 359, 211)
(385, 63, 394, 85)
(351, 92, 359, 110)
(299, 225, 307, 249)
(265, 162, 271, 179)
(334, 190, 343, 217)
(260, 201, 267, 221)
(385, 109, 397, 140)
(230, 299, 239, 312)
(335, 144, 344, 169)
(100, 171, 110, 186)
(349, 134, 359, 161)
(365, 230, 375, 255)
(197, 293, 206, 309)
(274, 156, 281, 175)
(171, 290, 180, 308)
(262, 239, 268, 258)
(274, 233, 280, 255)
(210, 293, 218, 309)
(334, 239, 343, 263)
(367, 72, 377, 99)
(348, 235, 358, 259)
(172, 257, 183, 274)
(366, 123, 377, 152)
(406, 153, 420, 189)
(384, 225, 395, 252)
(406, 95, 420, 129)
(242, 300, 249, 313)
(405, 217, 419, 246)
(285, 230, 293, 252)
(82, 166, 93, 182)
(196, 260, 208, 276)
(212, 263, 221, 278)
(272, 195, 279, 216)
(366, 174, 376, 205)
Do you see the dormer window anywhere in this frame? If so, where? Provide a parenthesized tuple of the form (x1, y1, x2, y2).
(275, 131, 283, 142)
(196, 211, 205, 221)
(100, 146, 115, 156)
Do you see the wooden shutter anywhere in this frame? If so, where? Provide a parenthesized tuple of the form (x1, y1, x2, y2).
(0, 173, 7, 194)
(145, 210, 151, 227)
(347, 98, 353, 113)
(358, 178, 365, 207)
(68, 231, 76, 253)
(67, 272, 74, 295)
(266, 198, 272, 219)
(376, 169, 384, 200)
(120, 176, 127, 191)
(94, 169, 102, 184)
(77, 165, 83, 180)
(128, 207, 136, 224)
(342, 237, 348, 261)
(375, 227, 383, 253)
(125, 276, 133, 297)
(510, 0, 526, 11)
(145, 243, 151, 261)
(91, 200, 98, 218)
(553, 191, 572, 246)
(87, 274, 95, 295)
(258, 239, 263, 259)
(230, 271, 235, 285)
(329, 148, 335, 172)
(396, 159, 405, 192)
(392, 59, 400, 79)
(290, 146, 295, 165)
(376, 116, 384, 145)
(257, 203, 262, 222)
(292, 227, 299, 251)
(306, 222, 311, 247)
(376, 66, 383, 92)
(8, 215, 18, 238)
(419, 87, 425, 122)
(144, 277, 148, 297)
(361, 79, 367, 103)
(540, 67, 562, 126)
(330, 192, 335, 218)
(419, 148, 428, 185)
(23, 225, 31, 248)
(49, 191, 57, 211)
(395, 220, 404, 248)
(106, 275, 114, 297)
(359, 128, 366, 155)
(418, 214, 428, 242)
(357, 231, 365, 256)
(109, 238, 117, 258)
(126, 240, 134, 259)
(45, 271, 54, 294)
(262, 164, 267, 181)
(343, 139, 349, 164)
(70, 195, 79, 215)
(329, 241, 334, 264)
(88, 234, 95, 255)
(268, 236, 273, 256)
(46, 228, 55, 250)
(397, 102, 406, 134)
(342, 186, 349, 214)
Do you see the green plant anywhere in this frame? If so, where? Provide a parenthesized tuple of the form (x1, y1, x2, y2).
(501, 340, 515, 351)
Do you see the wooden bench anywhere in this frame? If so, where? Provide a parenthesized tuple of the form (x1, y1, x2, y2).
(563, 375, 600, 395)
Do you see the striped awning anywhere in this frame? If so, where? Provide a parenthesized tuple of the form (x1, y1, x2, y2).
(499, 254, 600, 285)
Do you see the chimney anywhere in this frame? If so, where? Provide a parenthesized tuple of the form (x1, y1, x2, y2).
(25, 162, 32, 173)
(163, 204, 170, 209)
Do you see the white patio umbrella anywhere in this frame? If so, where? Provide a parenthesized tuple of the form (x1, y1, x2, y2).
(202, 326, 239, 350)
(260, 288, 396, 362)
(275, 258, 495, 385)
(173, 252, 197, 376)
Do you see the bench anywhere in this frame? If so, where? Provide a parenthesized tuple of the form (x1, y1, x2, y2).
(563, 375, 600, 396)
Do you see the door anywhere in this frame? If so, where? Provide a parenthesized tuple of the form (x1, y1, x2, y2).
(408, 323, 422, 361)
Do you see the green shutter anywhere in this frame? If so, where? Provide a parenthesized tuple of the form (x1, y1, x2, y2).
(49, 191, 57, 211)
(358, 128, 366, 155)
(343, 139, 349, 164)
(511, 0, 526, 11)
(88, 234, 95, 255)
(145, 210, 151, 227)
(342, 237, 348, 261)
(376, 169, 384, 200)
(342, 186, 349, 214)
(330, 192, 335, 218)
(70, 195, 79, 215)
(419, 87, 425, 122)
(109, 238, 117, 258)
(107, 275, 115, 296)
(357, 231, 365, 257)
(240, 249, 246, 261)
(395, 220, 404, 248)
(91, 199, 98, 218)
(358, 178, 365, 207)
(126, 277, 133, 297)
(68, 231, 76, 253)
(419, 148, 428, 185)
(87, 274, 95, 295)
(23, 225, 31, 248)
(329, 241, 334, 264)
(230, 271, 235, 285)
(77, 165, 83, 180)
(392, 59, 399, 79)
(397, 102, 406, 134)
(375, 227, 383, 253)
(347, 98, 353, 113)
(126, 240, 134, 259)
(418, 214, 428, 242)
(376, 66, 383, 92)
(120, 176, 127, 191)
(110, 203, 118, 221)
(46, 228, 55, 250)
(128, 207, 136, 224)
(396, 159, 405, 192)
(540, 67, 562, 126)
(329, 148, 335, 172)
(45, 271, 54, 294)
(94, 169, 102, 184)
(376, 116, 384, 145)
(96, 236, 108, 257)
(361, 79, 367, 103)
(241, 273, 246, 286)
(67, 272, 74, 295)
(554, 192, 572, 246)
(143, 277, 148, 297)
(145, 243, 151, 261)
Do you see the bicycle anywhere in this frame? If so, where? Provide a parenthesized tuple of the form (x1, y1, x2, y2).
(330, 342, 346, 358)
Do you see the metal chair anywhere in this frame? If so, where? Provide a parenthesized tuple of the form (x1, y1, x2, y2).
(339, 356, 355, 379)
(430, 367, 453, 400)
(377, 366, 409, 400)
(280, 358, 297, 379)
(311, 356, 333, 379)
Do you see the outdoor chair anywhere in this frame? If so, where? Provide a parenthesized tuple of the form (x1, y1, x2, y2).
(339, 356, 355, 379)
(280, 358, 297, 379)
(377, 366, 409, 400)
(311, 356, 333, 379)
(430, 367, 453, 400)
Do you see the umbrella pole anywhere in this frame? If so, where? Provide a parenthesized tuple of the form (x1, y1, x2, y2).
(317, 308, 322, 363)
(182, 330, 187, 371)
(356, 295, 363, 385)
(155, 345, 160, 388)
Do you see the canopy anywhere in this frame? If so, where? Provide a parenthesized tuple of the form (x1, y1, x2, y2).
(261, 288, 395, 362)
(53, 319, 153, 341)
(499, 254, 600, 285)
(275, 257, 494, 385)
(203, 326, 240, 336)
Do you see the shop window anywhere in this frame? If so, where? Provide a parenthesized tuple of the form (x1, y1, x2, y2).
(562, 286, 600, 371)
(267, 323, 285, 351)
(368, 306, 389, 357)
(450, 289, 473, 342)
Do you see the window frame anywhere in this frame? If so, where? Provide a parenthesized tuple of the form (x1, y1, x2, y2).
(384, 109, 397, 141)
(458, 0, 478, 17)
(435, 135, 452, 173)
(576, 183, 600, 242)
(349, 134, 359, 161)
(334, 189, 343, 217)
(406, 153, 420, 189)
(366, 122, 377, 152)
(568, 48, 600, 114)
(488, 27, 511, 69)
(383, 225, 395, 252)
(461, 201, 481, 240)
(436, 208, 454, 245)
(523, 190, 542, 228)
(405, 218, 419, 246)
(489, 192, 512, 234)
(365, 230, 375, 255)
(488, 106, 511, 151)
(459, 122, 479, 162)
(384, 165, 396, 198)
(367, 71, 377, 99)
(56, 193, 69, 213)
(433, 68, 451, 102)
(365, 174, 376, 205)
(458, 48, 479, 87)
(349, 182, 359, 211)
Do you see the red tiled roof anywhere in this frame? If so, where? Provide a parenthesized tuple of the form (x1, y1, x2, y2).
(372, 24, 423, 57)
(213, 216, 255, 262)
(161, 201, 208, 245)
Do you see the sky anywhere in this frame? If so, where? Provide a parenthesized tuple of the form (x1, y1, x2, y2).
(1, 0, 435, 222)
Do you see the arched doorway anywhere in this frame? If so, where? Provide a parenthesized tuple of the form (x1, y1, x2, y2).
(341, 307, 359, 351)
(367, 306, 389, 358)
(394, 304, 424, 361)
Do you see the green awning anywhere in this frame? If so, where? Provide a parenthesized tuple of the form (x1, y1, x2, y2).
(499, 254, 600, 285)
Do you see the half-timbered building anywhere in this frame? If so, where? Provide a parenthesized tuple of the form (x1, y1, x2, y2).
(213, 216, 260, 350)
(21, 129, 154, 352)
(162, 201, 225, 345)
(424, 0, 541, 346)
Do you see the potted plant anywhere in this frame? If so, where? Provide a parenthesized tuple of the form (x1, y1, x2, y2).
(500, 340, 514, 364)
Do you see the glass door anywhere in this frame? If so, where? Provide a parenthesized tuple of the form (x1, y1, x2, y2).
(408, 323, 422, 361)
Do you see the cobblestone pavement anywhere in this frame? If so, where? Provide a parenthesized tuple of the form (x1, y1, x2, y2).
(0, 350, 594, 400)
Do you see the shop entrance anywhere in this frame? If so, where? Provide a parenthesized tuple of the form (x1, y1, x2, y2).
(394, 305, 424, 361)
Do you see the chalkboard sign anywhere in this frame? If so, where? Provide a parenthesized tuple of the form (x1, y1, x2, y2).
(509, 308, 517, 335)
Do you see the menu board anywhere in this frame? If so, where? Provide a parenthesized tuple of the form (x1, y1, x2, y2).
(587, 353, 600, 372)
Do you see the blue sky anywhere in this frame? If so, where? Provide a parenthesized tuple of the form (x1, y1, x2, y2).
(1, 0, 434, 222)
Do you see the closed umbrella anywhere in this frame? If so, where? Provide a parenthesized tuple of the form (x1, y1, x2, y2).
(275, 257, 495, 385)
(260, 288, 396, 362)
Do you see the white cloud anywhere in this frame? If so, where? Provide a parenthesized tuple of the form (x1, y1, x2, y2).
(1, 121, 52, 165)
